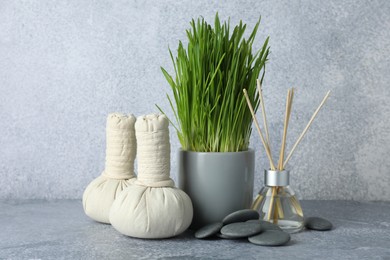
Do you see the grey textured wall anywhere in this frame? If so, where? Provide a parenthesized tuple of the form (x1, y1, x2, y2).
(1, 1, 389, 200)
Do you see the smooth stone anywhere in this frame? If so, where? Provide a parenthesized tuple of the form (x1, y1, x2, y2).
(248, 230, 291, 246)
(305, 217, 333, 231)
(220, 222, 262, 238)
(247, 220, 283, 231)
(195, 222, 223, 239)
(215, 232, 237, 239)
(222, 209, 260, 225)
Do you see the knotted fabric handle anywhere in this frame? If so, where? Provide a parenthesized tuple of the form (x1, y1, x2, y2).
(135, 114, 174, 187)
(103, 113, 136, 180)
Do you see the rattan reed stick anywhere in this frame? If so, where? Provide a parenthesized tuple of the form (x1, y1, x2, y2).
(257, 79, 271, 148)
(278, 89, 293, 170)
(267, 186, 277, 220)
(243, 89, 276, 170)
(283, 91, 331, 168)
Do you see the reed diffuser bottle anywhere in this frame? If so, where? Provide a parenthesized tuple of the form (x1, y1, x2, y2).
(252, 170, 304, 233)
(243, 80, 330, 233)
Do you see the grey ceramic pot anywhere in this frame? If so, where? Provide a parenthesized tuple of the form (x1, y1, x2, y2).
(178, 149, 255, 229)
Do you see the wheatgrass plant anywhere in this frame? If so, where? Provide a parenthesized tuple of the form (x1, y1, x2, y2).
(157, 14, 270, 152)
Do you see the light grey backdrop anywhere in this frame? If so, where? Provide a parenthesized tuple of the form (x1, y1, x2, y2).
(1, 0, 389, 200)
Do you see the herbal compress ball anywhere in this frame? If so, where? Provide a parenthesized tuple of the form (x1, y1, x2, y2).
(109, 114, 193, 239)
(83, 113, 137, 223)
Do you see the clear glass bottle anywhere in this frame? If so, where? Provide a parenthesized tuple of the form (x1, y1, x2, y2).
(252, 170, 304, 233)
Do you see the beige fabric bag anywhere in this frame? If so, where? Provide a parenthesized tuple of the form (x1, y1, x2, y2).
(109, 114, 193, 238)
(83, 113, 136, 223)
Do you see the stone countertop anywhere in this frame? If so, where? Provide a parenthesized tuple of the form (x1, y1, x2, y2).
(1, 200, 389, 260)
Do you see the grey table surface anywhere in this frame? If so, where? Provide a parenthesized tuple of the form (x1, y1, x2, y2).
(0, 200, 389, 260)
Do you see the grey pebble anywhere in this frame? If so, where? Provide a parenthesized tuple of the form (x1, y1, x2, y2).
(195, 222, 223, 239)
(305, 217, 332, 231)
(215, 232, 236, 239)
(247, 220, 282, 231)
(248, 230, 291, 246)
(222, 209, 260, 225)
(220, 222, 262, 238)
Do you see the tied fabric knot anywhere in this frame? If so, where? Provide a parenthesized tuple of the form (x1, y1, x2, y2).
(135, 115, 173, 187)
(104, 113, 136, 180)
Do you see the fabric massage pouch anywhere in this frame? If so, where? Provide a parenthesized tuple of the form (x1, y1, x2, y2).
(83, 113, 137, 223)
(110, 114, 193, 239)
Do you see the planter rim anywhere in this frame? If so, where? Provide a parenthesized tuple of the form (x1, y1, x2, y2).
(179, 148, 254, 155)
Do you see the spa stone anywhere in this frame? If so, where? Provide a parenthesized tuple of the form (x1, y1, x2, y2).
(220, 222, 262, 238)
(305, 217, 333, 231)
(248, 230, 291, 246)
(246, 220, 283, 231)
(222, 209, 260, 225)
(195, 222, 223, 239)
